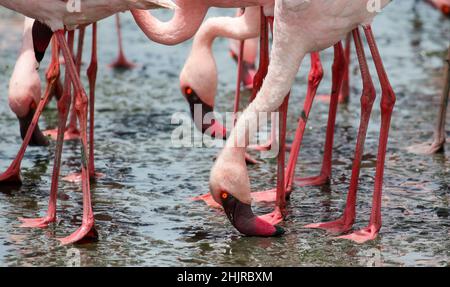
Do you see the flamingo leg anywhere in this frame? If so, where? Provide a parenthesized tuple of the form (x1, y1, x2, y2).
(44, 30, 81, 141)
(110, 14, 135, 69)
(67, 29, 84, 139)
(0, 38, 60, 186)
(258, 94, 290, 225)
(296, 43, 345, 187)
(233, 26, 245, 119)
(248, 9, 276, 152)
(250, 52, 323, 201)
(283, 52, 323, 193)
(407, 45, 449, 154)
(87, 23, 102, 180)
(338, 25, 396, 243)
(53, 30, 97, 245)
(305, 28, 376, 234)
(317, 33, 352, 104)
(19, 36, 73, 228)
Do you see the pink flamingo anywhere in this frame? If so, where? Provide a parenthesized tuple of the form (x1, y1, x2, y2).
(210, 0, 396, 243)
(7, 17, 50, 148)
(179, 6, 261, 140)
(0, 0, 177, 245)
(0, 18, 62, 185)
(408, 46, 449, 154)
(229, 9, 258, 90)
(110, 13, 136, 69)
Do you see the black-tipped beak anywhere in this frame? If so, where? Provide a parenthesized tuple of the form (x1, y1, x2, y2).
(18, 108, 49, 147)
(182, 87, 227, 140)
(32, 21, 53, 63)
(220, 191, 285, 237)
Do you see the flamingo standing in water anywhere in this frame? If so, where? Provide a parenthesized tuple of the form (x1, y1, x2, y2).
(0, 0, 177, 245)
(408, 46, 450, 154)
(179, 6, 261, 140)
(210, 0, 396, 243)
(110, 13, 136, 69)
(229, 8, 258, 90)
(7, 17, 51, 149)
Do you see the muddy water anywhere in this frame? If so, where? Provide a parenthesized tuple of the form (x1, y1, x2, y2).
(0, 2, 449, 267)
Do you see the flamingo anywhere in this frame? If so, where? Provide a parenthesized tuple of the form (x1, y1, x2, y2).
(110, 13, 136, 69)
(179, 6, 261, 140)
(7, 17, 50, 148)
(229, 8, 258, 90)
(408, 46, 450, 154)
(210, 0, 396, 243)
(0, 0, 177, 245)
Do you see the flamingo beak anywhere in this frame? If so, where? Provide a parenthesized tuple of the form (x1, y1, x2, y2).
(32, 21, 53, 63)
(18, 105, 49, 147)
(220, 191, 285, 237)
(182, 87, 227, 140)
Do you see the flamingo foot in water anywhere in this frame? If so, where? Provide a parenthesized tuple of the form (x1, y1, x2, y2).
(58, 222, 98, 245)
(19, 216, 55, 228)
(258, 209, 284, 226)
(406, 141, 445, 155)
(63, 172, 105, 183)
(44, 126, 80, 141)
(336, 224, 380, 244)
(304, 216, 353, 234)
(0, 169, 22, 185)
(295, 174, 330, 187)
(109, 55, 136, 70)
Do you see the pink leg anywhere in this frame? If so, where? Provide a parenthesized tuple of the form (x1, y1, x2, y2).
(110, 14, 135, 69)
(0, 38, 61, 185)
(250, 8, 269, 103)
(296, 43, 345, 187)
(246, 52, 324, 202)
(67, 30, 82, 139)
(44, 31, 81, 141)
(259, 94, 290, 225)
(19, 44, 72, 228)
(317, 33, 352, 104)
(306, 29, 376, 234)
(64, 23, 104, 183)
(407, 46, 449, 154)
(338, 25, 396, 243)
(53, 30, 98, 245)
(87, 23, 103, 180)
(248, 10, 274, 152)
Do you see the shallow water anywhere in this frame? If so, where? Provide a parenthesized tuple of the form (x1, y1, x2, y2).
(0, 2, 449, 267)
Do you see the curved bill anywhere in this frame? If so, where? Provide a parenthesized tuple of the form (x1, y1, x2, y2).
(182, 87, 227, 140)
(220, 191, 285, 237)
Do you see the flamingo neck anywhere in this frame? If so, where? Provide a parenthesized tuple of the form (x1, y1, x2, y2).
(131, 2, 208, 46)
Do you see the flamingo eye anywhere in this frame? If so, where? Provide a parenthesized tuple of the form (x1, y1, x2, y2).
(221, 192, 228, 200)
(185, 87, 193, 95)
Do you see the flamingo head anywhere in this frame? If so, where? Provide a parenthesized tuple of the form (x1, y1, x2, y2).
(209, 148, 285, 237)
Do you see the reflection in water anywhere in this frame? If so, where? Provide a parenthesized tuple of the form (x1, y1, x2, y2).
(0, 2, 449, 266)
